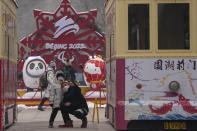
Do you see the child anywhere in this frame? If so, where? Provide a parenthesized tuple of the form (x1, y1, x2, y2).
(48, 71, 67, 128)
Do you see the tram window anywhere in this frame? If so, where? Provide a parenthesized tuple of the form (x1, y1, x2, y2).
(158, 4, 189, 50)
(128, 4, 150, 50)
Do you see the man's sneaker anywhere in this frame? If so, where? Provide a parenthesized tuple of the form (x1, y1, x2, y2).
(59, 120, 73, 128)
(38, 106, 45, 111)
(81, 117, 87, 128)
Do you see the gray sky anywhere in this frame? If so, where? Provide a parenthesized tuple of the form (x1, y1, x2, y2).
(17, 0, 106, 41)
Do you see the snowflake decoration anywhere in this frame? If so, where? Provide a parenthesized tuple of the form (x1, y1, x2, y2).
(19, 0, 105, 75)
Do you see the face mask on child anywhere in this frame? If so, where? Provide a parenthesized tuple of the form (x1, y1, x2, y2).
(57, 76, 65, 83)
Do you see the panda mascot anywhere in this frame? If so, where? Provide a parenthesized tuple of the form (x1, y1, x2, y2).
(22, 56, 47, 89)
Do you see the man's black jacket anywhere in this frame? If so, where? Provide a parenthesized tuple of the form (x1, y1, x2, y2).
(62, 84, 89, 112)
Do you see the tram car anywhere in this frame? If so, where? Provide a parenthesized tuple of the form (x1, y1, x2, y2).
(105, 0, 197, 130)
(0, 0, 18, 130)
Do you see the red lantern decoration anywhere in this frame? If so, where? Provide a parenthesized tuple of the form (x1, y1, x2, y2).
(83, 55, 106, 91)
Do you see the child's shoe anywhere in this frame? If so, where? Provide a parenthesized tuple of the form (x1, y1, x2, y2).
(48, 123, 54, 128)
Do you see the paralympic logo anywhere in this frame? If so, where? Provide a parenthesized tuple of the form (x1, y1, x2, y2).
(53, 16, 79, 38)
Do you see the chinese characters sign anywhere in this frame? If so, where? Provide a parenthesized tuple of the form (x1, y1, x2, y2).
(154, 59, 196, 70)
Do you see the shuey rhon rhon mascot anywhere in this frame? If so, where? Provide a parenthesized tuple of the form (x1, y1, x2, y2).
(83, 55, 106, 91)
(23, 56, 47, 89)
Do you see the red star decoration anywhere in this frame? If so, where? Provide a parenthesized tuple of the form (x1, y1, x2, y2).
(19, 0, 105, 75)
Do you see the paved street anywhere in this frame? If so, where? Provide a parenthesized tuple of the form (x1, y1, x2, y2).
(6, 107, 116, 131)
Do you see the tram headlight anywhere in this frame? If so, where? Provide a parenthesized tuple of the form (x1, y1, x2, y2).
(169, 81, 180, 92)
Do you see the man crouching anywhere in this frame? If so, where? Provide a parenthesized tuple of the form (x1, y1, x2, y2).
(60, 80, 88, 128)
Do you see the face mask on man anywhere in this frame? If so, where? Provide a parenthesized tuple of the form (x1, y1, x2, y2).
(63, 85, 70, 92)
(61, 81, 70, 92)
